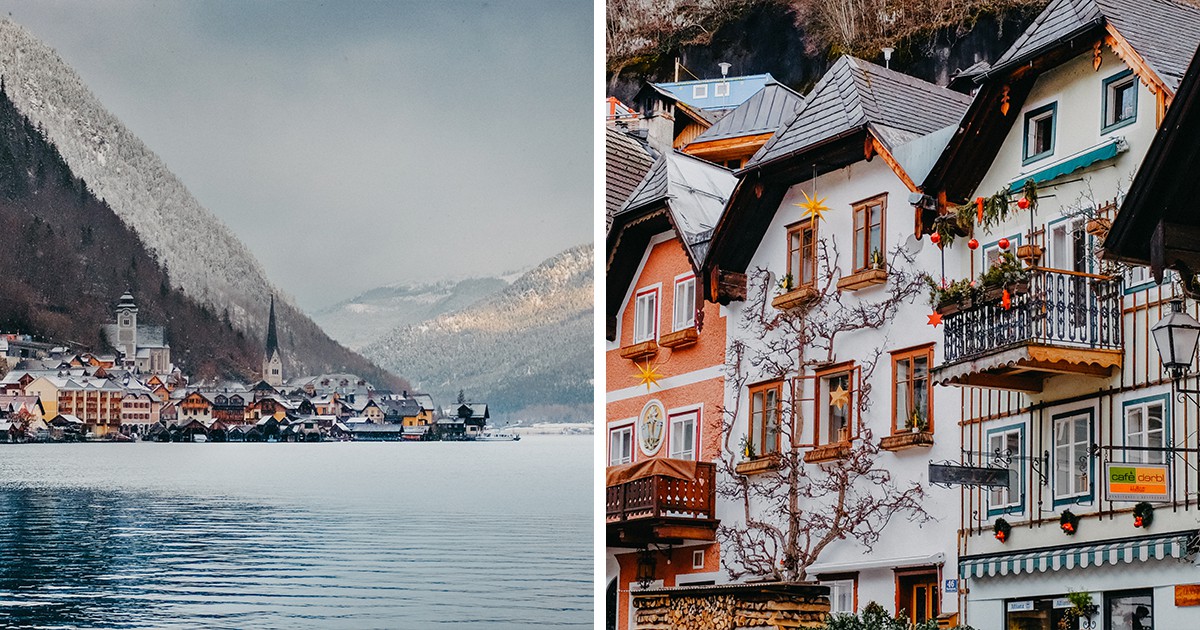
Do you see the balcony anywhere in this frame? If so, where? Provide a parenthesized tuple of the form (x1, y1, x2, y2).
(932, 268, 1123, 392)
(606, 459, 718, 548)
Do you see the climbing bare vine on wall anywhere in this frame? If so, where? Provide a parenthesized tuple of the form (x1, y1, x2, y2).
(716, 238, 934, 582)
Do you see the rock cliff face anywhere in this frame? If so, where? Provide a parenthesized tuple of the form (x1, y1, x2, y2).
(0, 18, 403, 389)
(363, 244, 593, 422)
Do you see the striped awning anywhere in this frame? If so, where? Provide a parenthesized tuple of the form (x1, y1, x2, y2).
(960, 532, 1196, 579)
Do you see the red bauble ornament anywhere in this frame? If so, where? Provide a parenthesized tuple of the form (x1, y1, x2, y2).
(998, 238, 1010, 250)
(995, 531, 1006, 542)
(968, 238, 979, 250)
(1017, 197, 1030, 210)
(1135, 516, 1144, 528)
(930, 232, 940, 245)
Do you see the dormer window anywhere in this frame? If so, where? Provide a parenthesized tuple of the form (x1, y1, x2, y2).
(1023, 103, 1056, 164)
(714, 82, 729, 97)
(1103, 70, 1137, 132)
(693, 84, 708, 99)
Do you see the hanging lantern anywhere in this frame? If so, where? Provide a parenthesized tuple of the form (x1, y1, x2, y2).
(1017, 197, 1030, 210)
(998, 238, 1010, 250)
(930, 232, 940, 245)
(968, 238, 979, 250)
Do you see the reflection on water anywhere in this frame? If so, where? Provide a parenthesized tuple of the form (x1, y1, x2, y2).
(0, 437, 590, 629)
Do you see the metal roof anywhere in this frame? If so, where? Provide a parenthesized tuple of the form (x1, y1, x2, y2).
(745, 57, 971, 171)
(616, 150, 736, 267)
(651, 73, 775, 111)
(688, 81, 805, 144)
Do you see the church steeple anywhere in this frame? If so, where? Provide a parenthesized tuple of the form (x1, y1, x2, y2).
(266, 294, 279, 357)
(263, 295, 283, 387)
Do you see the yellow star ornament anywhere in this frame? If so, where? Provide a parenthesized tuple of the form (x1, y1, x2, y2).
(634, 361, 664, 392)
(794, 189, 830, 222)
(829, 384, 850, 410)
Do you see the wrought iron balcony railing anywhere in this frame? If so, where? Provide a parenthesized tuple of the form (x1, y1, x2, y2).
(941, 268, 1122, 364)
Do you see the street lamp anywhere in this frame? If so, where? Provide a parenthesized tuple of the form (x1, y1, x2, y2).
(1151, 299, 1200, 392)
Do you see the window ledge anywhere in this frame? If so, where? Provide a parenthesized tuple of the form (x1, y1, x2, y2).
(804, 442, 851, 464)
(659, 328, 698, 349)
(735, 454, 781, 475)
(772, 285, 819, 310)
(837, 268, 887, 291)
(880, 430, 934, 452)
(619, 340, 658, 361)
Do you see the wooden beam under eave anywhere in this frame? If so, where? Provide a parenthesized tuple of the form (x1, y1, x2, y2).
(1105, 27, 1172, 100)
(684, 133, 773, 159)
(952, 372, 1044, 392)
(870, 136, 918, 193)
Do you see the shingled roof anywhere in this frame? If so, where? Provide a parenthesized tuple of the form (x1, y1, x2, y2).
(745, 56, 971, 171)
(688, 81, 805, 144)
(985, 0, 1200, 91)
(605, 127, 655, 230)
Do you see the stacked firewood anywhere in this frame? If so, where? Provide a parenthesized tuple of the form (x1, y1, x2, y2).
(632, 590, 829, 629)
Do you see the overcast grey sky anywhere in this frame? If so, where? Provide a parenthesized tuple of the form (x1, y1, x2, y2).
(0, 1, 592, 310)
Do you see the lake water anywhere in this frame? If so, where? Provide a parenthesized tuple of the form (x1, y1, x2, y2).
(0, 436, 591, 629)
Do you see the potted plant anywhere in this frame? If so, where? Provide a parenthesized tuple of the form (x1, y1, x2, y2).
(1061, 591, 1099, 629)
(979, 252, 1029, 300)
(740, 436, 756, 460)
(870, 248, 885, 270)
(777, 273, 794, 294)
(905, 407, 928, 433)
(1133, 501, 1154, 528)
(1060, 509, 1080, 535)
(993, 518, 1012, 542)
(928, 277, 977, 314)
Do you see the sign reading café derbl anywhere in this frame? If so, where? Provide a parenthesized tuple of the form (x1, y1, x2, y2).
(1105, 462, 1170, 502)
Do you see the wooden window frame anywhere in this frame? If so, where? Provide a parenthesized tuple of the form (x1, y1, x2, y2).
(851, 195, 886, 273)
(894, 568, 939, 625)
(1102, 69, 1137, 133)
(632, 286, 659, 344)
(813, 363, 856, 445)
(1123, 394, 1170, 465)
(748, 380, 783, 457)
(786, 219, 818, 289)
(673, 274, 696, 332)
(891, 344, 934, 435)
(987, 423, 1025, 516)
(817, 573, 859, 615)
(1052, 409, 1094, 506)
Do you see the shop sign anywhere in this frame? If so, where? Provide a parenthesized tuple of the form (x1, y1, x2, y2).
(1104, 462, 1170, 502)
(929, 463, 1013, 488)
(1052, 598, 1071, 609)
(1175, 584, 1200, 607)
(1006, 601, 1033, 612)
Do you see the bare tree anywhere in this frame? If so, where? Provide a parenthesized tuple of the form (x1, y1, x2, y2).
(716, 239, 934, 582)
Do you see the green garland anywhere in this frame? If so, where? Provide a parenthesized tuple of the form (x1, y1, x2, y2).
(951, 179, 1039, 235)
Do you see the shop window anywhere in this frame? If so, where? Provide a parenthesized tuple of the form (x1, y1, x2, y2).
(1053, 410, 1093, 505)
(1024, 102, 1057, 164)
(987, 424, 1024, 515)
(609, 425, 632, 465)
(852, 195, 886, 273)
(1004, 596, 1072, 628)
(633, 287, 658, 343)
(1103, 69, 1138, 133)
(1106, 589, 1152, 630)
(787, 219, 818, 288)
(748, 380, 782, 457)
(669, 410, 698, 461)
(673, 276, 696, 331)
(1125, 397, 1167, 464)
(892, 345, 932, 434)
(816, 368, 854, 444)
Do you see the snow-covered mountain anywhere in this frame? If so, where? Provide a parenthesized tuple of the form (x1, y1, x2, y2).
(311, 275, 517, 351)
(0, 18, 400, 387)
(363, 244, 593, 423)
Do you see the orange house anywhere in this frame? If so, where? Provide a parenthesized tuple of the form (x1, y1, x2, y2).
(604, 150, 735, 629)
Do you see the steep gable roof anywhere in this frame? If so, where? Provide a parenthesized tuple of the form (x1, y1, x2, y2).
(605, 127, 656, 228)
(688, 81, 805, 144)
(746, 57, 970, 171)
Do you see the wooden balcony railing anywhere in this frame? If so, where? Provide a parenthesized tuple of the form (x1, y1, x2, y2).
(606, 461, 716, 524)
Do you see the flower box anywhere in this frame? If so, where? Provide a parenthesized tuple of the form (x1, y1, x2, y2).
(619, 340, 658, 361)
(735, 454, 781, 475)
(879, 430, 934, 452)
(658, 328, 698, 349)
(934, 301, 960, 316)
(1016, 244, 1043, 266)
(1085, 217, 1112, 238)
(804, 442, 851, 464)
(836, 268, 888, 291)
(771, 285, 819, 310)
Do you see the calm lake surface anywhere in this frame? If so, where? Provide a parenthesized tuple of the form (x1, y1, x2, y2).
(0, 436, 591, 629)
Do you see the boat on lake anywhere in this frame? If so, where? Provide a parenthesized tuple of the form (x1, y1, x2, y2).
(476, 430, 520, 442)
